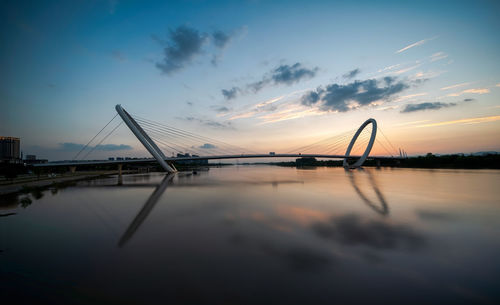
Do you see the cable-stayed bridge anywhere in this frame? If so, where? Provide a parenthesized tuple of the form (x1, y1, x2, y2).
(34, 104, 406, 172)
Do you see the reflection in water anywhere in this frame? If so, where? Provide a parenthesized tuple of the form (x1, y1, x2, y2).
(2, 167, 500, 304)
(311, 214, 425, 250)
(118, 174, 175, 247)
(347, 168, 389, 215)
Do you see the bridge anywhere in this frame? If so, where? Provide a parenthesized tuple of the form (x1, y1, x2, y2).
(34, 105, 406, 172)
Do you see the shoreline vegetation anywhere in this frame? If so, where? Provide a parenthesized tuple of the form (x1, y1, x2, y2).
(249, 153, 500, 170)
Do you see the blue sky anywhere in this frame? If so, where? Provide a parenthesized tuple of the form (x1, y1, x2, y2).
(1, 0, 499, 160)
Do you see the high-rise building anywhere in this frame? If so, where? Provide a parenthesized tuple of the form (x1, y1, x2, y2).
(0, 136, 21, 162)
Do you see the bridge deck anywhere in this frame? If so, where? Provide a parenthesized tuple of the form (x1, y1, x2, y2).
(33, 154, 400, 167)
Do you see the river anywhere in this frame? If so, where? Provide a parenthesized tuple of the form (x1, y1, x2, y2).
(1, 166, 499, 304)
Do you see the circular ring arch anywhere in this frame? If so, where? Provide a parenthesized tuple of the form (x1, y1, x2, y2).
(343, 118, 377, 169)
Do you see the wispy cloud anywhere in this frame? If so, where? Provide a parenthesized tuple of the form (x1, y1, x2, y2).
(393, 64, 421, 75)
(416, 115, 500, 128)
(257, 106, 324, 124)
(430, 52, 448, 62)
(228, 95, 285, 120)
(392, 120, 431, 127)
(377, 64, 401, 73)
(496, 83, 500, 87)
(447, 88, 490, 97)
(395, 93, 428, 102)
(229, 111, 257, 120)
(412, 70, 446, 81)
(179, 116, 233, 129)
(342, 68, 361, 79)
(440, 82, 471, 90)
(401, 102, 456, 113)
(395, 37, 436, 54)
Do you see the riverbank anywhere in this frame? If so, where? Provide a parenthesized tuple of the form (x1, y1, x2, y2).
(267, 153, 500, 169)
(0, 170, 134, 196)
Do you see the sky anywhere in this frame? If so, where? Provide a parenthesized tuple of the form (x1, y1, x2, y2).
(1, 0, 500, 160)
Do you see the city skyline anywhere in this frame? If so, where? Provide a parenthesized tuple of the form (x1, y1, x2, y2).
(1, 0, 500, 160)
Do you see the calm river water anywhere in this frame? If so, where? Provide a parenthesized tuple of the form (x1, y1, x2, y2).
(1, 166, 500, 304)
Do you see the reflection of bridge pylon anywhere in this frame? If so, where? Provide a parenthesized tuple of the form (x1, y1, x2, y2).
(118, 173, 175, 247)
(347, 168, 389, 216)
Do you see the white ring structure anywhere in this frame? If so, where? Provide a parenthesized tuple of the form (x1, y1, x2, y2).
(343, 118, 377, 169)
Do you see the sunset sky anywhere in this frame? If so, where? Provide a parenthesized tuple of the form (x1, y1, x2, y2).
(1, 0, 499, 160)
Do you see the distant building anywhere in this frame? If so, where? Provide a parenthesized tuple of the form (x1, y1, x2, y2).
(108, 157, 115, 161)
(116, 157, 124, 160)
(176, 153, 208, 165)
(26, 154, 36, 160)
(0, 136, 21, 163)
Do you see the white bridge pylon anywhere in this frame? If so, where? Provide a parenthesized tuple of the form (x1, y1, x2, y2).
(116, 104, 177, 173)
(116, 104, 379, 173)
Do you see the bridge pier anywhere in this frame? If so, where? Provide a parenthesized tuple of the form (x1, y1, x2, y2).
(376, 159, 381, 169)
(69, 166, 76, 174)
(118, 163, 123, 185)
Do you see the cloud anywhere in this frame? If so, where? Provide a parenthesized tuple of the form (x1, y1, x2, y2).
(416, 115, 500, 128)
(199, 143, 217, 149)
(401, 102, 456, 113)
(211, 105, 231, 113)
(271, 63, 318, 85)
(416, 210, 454, 222)
(447, 88, 490, 97)
(395, 92, 428, 102)
(496, 83, 500, 87)
(58, 143, 132, 151)
(210, 30, 233, 66)
(395, 37, 436, 54)
(311, 214, 425, 250)
(155, 25, 208, 74)
(377, 63, 401, 73)
(392, 120, 431, 127)
(343, 68, 360, 79)
(301, 76, 410, 112)
(221, 87, 240, 100)
(229, 95, 286, 121)
(440, 82, 471, 90)
(260, 244, 332, 271)
(95, 144, 133, 151)
(430, 52, 448, 62)
(212, 30, 231, 48)
(257, 107, 324, 124)
(393, 64, 421, 75)
(180, 116, 233, 129)
(221, 62, 318, 99)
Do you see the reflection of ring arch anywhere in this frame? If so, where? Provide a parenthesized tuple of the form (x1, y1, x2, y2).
(347, 169, 389, 216)
(343, 118, 377, 169)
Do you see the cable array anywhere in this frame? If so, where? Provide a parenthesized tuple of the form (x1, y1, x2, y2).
(77, 109, 405, 161)
(132, 115, 259, 157)
(73, 114, 123, 161)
